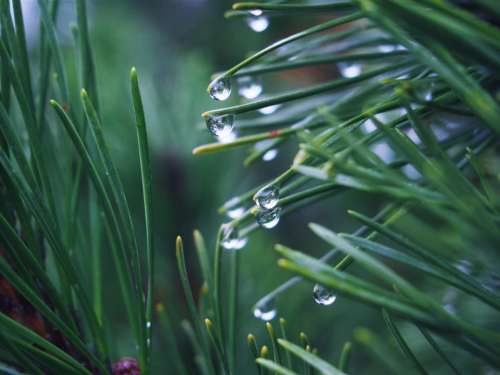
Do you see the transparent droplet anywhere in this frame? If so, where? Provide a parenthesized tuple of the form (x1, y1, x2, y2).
(338, 62, 362, 78)
(247, 15, 269, 32)
(258, 104, 281, 115)
(262, 149, 278, 162)
(313, 284, 336, 306)
(218, 129, 237, 143)
(378, 44, 396, 53)
(256, 206, 281, 229)
(221, 224, 248, 250)
(253, 299, 277, 321)
(237, 76, 262, 99)
(146, 321, 152, 329)
(254, 185, 279, 210)
(209, 77, 231, 101)
(206, 114, 234, 138)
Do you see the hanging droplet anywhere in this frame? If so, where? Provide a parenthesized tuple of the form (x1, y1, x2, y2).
(205, 114, 234, 138)
(338, 62, 362, 78)
(254, 185, 279, 210)
(258, 104, 281, 115)
(262, 149, 278, 162)
(247, 15, 269, 32)
(237, 76, 263, 99)
(253, 299, 277, 321)
(256, 206, 281, 229)
(221, 224, 248, 250)
(146, 321, 152, 329)
(208, 77, 231, 101)
(313, 284, 336, 306)
(249, 9, 263, 16)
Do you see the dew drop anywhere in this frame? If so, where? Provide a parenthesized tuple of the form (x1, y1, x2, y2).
(254, 185, 279, 210)
(256, 206, 281, 229)
(338, 62, 362, 78)
(221, 224, 248, 250)
(209, 77, 231, 101)
(258, 104, 281, 115)
(247, 15, 269, 32)
(262, 149, 278, 162)
(378, 44, 396, 53)
(253, 299, 277, 321)
(237, 76, 263, 99)
(146, 321, 152, 329)
(206, 114, 234, 138)
(313, 284, 336, 306)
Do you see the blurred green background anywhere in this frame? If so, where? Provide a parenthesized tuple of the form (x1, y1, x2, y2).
(19, 1, 492, 373)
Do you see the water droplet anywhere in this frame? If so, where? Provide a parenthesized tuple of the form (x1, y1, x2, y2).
(338, 62, 362, 78)
(206, 114, 234, 138)
(209, 77, 231, 101)
(224, 197, 246, 219)
(237, 76, 262, 99)
(253, 299, 277, 321)
(256, 206, 281, 229)
(262, 149, 278, 162)
(254, 185, 279, 210)
(455, 259, 472, 275)
(258, 104, 281, 115)
(146, 321, 152, 329)
(247, 15, 269, 32)
(249, 9, 263, 16)
(313, 284, 336, 306)
(146, 338, 151, 347)
(221, 224, 248, 250)
(378, 44, 396, 53)
(218, 129, 237, 143)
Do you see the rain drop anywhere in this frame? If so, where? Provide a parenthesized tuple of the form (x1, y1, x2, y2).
(313, 284, 336, 306)
(253, 299, 277, 321)
(247, 15, 269, 32)
(338, 62, 362, 78)
(205, 114, 234, 138)
(221, 224, 248, 250)
(258, 104, 281, 115)
(262, 149, 278, 162)
(256, 206, 281, 229)
(237, 76, 263, 99)
(254, 185, 279, 210)
(209, 77, 231, 101)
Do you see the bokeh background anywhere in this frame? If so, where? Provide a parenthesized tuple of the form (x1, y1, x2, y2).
(18, 1, 490, 373)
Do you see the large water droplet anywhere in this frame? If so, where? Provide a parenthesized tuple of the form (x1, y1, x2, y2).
(256, 206, 281, 229)
(206, 114, 234, 138)
(258, 104, 281, 115)
(247, 15, 269, 32)
(338, 62, 362, 78)
(221, 224, 248, 250)
(209, 77, 231, 101)
(254, 185, 279, 210)
(237, 76, 263, 99)
(253, 299, 277, 321)
(313, 284, 336, 306)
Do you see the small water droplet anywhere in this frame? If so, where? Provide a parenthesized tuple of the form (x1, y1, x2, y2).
(455, 259, 472, 275)
(338, 62, 362, 78)
(256, 206, 281, 229)
(378, 44, 396, 53)
(237, 76, 263, 99)
(258, 104, 281, 115)
(249, 9, 263, 16)
(313, 284, 336, 306)
(253, 299, 277, 321)
(227, 206, 246, 219)
(254, 185, 279, 210)
(209, 77, 231, 101)
(206, 114, 234, 138)
(221, 224, 248, 250)
(262, 149, 278, 162)
(146, 321, 152, 329)
(147, 338, 151, 347)
(247, 15, 269, 32)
